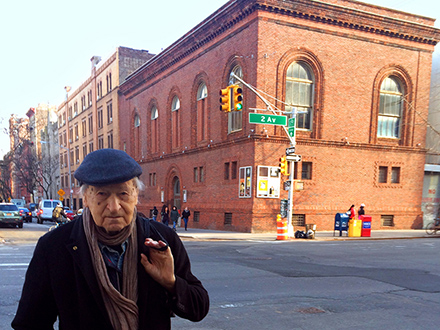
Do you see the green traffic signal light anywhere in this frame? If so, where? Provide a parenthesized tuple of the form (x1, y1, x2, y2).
(232, 85, 243, 111)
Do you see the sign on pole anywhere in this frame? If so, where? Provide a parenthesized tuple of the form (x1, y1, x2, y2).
(249, 113, 287, 126)
(286, 154, 302, 162)
(288, 117, 296, 138)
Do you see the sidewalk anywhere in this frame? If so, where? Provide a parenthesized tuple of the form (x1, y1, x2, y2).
(177, 228, 436, 242)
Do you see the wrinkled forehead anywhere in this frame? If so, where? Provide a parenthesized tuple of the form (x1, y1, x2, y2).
(86, 179, 138, 193)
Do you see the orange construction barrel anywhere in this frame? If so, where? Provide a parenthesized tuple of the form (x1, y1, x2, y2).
(276, 214, 288, 240)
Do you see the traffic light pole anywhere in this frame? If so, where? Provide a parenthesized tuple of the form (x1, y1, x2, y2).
(230, 73, 295, 145)
(230, 73, 297, 236)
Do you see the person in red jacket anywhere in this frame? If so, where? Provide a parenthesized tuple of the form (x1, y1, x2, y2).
(348, 204, 356, 219)
(12, 149, 209, 330)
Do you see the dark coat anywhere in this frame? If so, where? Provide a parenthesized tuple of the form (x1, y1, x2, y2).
(162, 210, 170, 225)
(170, 209, 180, 222)
(182, 210, 191, 219)
(12, 215, 209, 330)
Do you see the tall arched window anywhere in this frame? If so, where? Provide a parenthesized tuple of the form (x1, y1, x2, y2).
(228, 65, 243, 133)
(151, 106, 159, 154)
(133, 113, 140, 158)
(285, 62, 314, 130)
(197, 82, 208, 142)
(171, 96, 180, 149)
(377, 76, 403, 138)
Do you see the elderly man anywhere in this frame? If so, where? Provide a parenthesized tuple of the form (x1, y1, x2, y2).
(12, 149, 209, 330)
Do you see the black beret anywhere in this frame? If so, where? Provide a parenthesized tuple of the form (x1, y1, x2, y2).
(74, 149, 142, 186)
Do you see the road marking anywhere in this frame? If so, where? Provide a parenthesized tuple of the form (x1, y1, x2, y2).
(0, 263, 29, 267)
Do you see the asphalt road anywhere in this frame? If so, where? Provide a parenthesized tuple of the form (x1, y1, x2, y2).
(1, 224, 439, 329)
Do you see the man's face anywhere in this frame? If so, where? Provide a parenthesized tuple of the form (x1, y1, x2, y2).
(84, 180, 138, 234)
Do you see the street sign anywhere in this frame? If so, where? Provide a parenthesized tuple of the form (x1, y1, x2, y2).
(280, 199, 288, 218)
(288, 117, 295, 127)
(283, 181, 291, 191)
(249, 113, 287, 126)
(57, 189, 65, 197)
(288, 117, 296, 138)
(286, 147, 296, 155)
(286, 154, 302, 162)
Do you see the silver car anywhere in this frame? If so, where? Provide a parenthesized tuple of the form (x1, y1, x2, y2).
(0, 203, 22, 228)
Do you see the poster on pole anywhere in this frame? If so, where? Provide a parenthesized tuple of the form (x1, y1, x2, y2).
(256, 166, 280, 198)
(239, 166, 252, 198)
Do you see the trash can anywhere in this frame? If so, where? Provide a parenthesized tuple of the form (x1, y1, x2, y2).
(305, 224, 316, 239)
(360, 215, 372, 237)
(348, 219, 362, 237)
(334, 213, 349, 236)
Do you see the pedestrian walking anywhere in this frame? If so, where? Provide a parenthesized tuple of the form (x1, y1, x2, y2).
(152, 206, 158, 221)
(12, 148, 209, 329)
(170, 206, 179, 231)
(161, 205, 170, 226)
(182, 206, 191, 231)
(52, 203, 67, 223)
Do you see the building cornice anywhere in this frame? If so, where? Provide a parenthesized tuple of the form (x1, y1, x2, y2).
(120, 0, 440, 96)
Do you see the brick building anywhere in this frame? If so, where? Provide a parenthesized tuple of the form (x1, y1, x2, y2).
(57, 47, 154, 209)
(119, 0, 440, 232)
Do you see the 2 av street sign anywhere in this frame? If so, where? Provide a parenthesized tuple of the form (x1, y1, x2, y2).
(249, 113, 287, 126)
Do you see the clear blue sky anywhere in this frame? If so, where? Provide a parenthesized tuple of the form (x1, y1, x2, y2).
(1, 0, 439, 158)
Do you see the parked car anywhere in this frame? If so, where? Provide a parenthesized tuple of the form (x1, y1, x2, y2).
(63, 207, 75, 221)
(37, 199, 62, 224)
(0, 203, 22, 228)
(19, 207, 32, 223)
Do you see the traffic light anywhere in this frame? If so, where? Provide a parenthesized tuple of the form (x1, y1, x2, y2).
(231, 84, 243, 111)
(279, 155, 289, 176)
(219, 86, 231, 112)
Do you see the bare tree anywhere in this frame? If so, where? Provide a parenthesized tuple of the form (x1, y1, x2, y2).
(0, 155, 13, 202)
(37, 149, 59, 199)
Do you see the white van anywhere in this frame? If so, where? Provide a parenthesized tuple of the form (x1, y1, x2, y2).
(37, 199, 62, 224)
(11, 199, 25, 208)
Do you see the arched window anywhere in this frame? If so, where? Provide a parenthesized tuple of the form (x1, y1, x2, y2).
(171, 96, 180, 149)
(133, 113, 140, 158)
(285, 62, 314, 130)
(197, 83, 208, 101)
(151, 106, 158, 120)
(228, 65, 243, 133)
(197, 82, 208, 142)
(377, 76, 403, 138)
(150, 105, 158, 153)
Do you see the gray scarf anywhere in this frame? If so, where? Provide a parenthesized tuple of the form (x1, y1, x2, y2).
(83, 207, 139, 329)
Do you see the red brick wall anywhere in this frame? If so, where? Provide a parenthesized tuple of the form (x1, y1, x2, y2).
(119, 0, 439, 232)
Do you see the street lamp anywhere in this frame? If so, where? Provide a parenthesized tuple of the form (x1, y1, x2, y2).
(40, 141, 72, 208)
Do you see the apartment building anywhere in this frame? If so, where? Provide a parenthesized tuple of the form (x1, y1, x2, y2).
(57, 47, 154, 209)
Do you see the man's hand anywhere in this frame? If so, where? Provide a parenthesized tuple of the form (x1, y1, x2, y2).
(140, 238, 176, 293)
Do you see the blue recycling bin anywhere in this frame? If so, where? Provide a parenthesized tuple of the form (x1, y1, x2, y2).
(334, 213, 349, 236)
